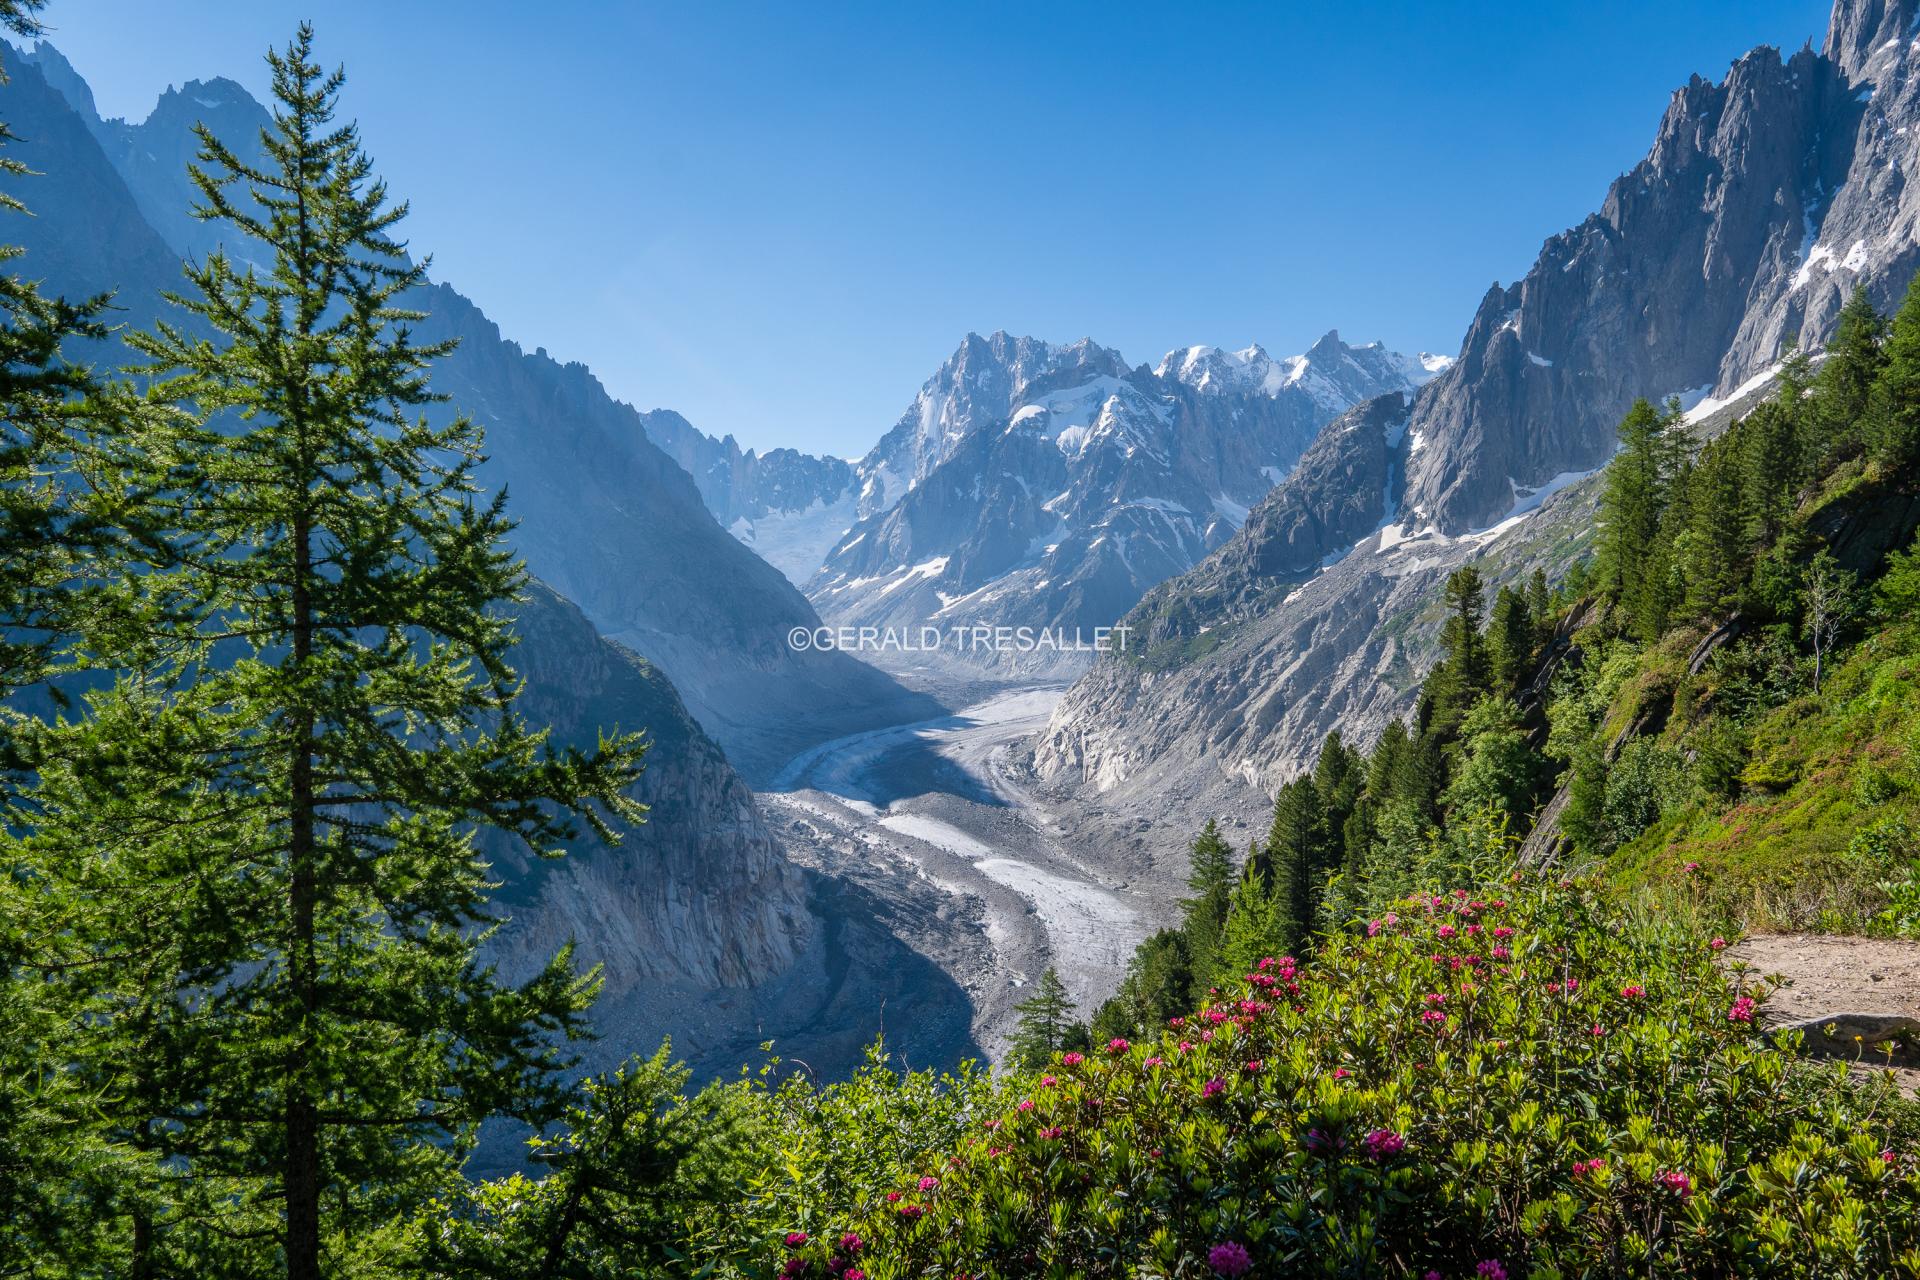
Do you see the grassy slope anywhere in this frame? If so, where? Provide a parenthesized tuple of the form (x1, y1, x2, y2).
(1607, 616, 1920, 928)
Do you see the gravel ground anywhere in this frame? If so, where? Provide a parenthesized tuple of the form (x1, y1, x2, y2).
(1732, 933, 1920, 1091)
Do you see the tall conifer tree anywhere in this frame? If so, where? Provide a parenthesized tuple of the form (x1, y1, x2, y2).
(33, 28, 653, 1278)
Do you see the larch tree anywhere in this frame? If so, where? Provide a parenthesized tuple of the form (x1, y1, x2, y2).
(43, 26, 652, 1278)
(1871, 271, 1920, 469)
(1009, 968, 1078, 1069)
(1815, 285, 1885, 460)
(1177, 820, 1235, 998)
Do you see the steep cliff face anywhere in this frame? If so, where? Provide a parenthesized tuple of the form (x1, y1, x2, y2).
(1037, 0, 1920, 825)
(1402, 41, 1867, 535)
(0, 44, 180, 322)
(477, 585, 974, 1138)
(486, 582, 810, 995)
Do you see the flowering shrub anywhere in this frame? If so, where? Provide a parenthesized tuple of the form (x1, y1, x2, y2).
(750, 874, 1920, 1278)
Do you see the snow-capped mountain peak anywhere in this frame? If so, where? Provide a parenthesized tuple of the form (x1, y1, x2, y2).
(1156, 330, 1449, 414)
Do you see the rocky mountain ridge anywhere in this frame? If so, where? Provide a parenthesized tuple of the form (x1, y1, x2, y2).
(14, 39, 931, 781)
(803, 329, 1446, 674)
(1034, 0, 1920, 852)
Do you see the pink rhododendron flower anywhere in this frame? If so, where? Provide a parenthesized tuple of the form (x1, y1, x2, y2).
(1304, 1127, 1348, 1155)
(1727, 996, 1756, 1023)
(1477, 1262, 1508, 1280)
(1038, 1126, 1064, 1139)
(1438, 924, 1457, 939)
(1145, 1055, 1165, 1068)
(1040, 1075, 1057, 1088)
(782, 1259, 809, 1278)
(1621, 984, 1646, 999)
(1107, 1038, 1130, 1054)
(1362, 1128, 1406, 1159)
(1208, 1241, 1253, 1276)
(1421, 1010, 1446, 1025)
(1660, 1170, 1694, 1196)
(918, 1175, 939, 1191)
(784, 1232, 809, 1247)
(1367, 918, 1383, 937)
(1017, 1099, 1034, 1112)
(839, 1233, 864, 1253)
(1202, 1077, 1226, 1098)
(1332, 1067, 1351, 1080)
(885, 1191, 901, 1203)
(1572, 1157, 1607, 1177)
(1061, 1052, 1084, 1066)
(1242, 1059, 1263, 1073)
(1710, 937, 1727, 951)
(896, 1204, 924, 1220)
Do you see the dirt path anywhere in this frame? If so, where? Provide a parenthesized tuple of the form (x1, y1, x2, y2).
(1732, 934, 1920, 1089)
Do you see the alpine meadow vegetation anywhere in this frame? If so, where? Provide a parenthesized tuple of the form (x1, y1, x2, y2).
(4, 10, 1920, 1280)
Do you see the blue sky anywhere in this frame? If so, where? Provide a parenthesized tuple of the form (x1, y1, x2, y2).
(44, 1, 1831, 459)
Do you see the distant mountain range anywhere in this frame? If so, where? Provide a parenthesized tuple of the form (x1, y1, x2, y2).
(637, 322, 1448, 673)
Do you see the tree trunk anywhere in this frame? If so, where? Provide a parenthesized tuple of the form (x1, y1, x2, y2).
(285, 506, 321, 1280)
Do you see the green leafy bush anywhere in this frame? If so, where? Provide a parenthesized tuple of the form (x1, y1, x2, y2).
(749, 876, 1920, 1279)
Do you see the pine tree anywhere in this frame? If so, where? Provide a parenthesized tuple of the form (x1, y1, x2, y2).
(1814, 285, 1885, 461)
(1871, 271, 1920, 470)
(1010, 968, 1077, 1069)
(1677, 434, 1748, 617)
(1311, 732, 1364, 824)
(1260, 778, 1323, 955)
(1214, 869, 1290, 982)
(1177, 820, 1235, 998)
(1427, 565, 1490, 737)
(31, 28, 650, 1277)
(1526, 568, 1552, 648)
(1742, 348, 1813, 549)
(1597, 398, 1686, 638)
(1487, 584, 1535, 698)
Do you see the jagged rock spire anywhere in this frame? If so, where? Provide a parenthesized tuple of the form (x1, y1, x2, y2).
(1826, 0, 1918, 81)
